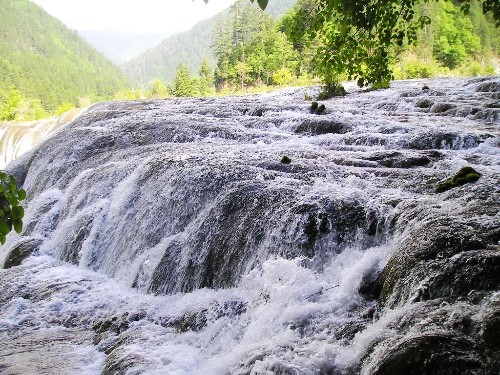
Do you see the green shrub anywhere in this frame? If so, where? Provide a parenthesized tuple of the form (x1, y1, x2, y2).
(280, 155, 292, 164)
(318, 82, 346, 100)
(0, 172, 26, 244)
(400, 60, 436, 79)
(457, 61, 496, 77)
(272, 67, 295, 86)
(55, 102, 76, 116)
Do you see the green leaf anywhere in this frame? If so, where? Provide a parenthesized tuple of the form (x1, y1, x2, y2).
(13, 219, 23, 234)
(0, 220, 10, 235)
(0, 234, 5, 245)
(12, 206, 24, 220)
(257, 0, 268, 10)
(17, 189, 26, 201)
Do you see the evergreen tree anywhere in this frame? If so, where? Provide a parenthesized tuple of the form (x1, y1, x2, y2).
(212, 0, 297, 90)
(198, 59, 215, 96)
(172, 64, 199, 97)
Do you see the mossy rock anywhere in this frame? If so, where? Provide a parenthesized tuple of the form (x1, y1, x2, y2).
(427, 250, 500, 300)
(3, 238, 42, 268)
(294, 118, 350, 135)
(358, 270, 384, 300)
(481, 309, 500, 350)
(280, 155, 292, 164)
(167, 311, 208, 333)
(436, 166, 481, 193)
(101, 352, 144, 375)
(430, 102, 456, 113)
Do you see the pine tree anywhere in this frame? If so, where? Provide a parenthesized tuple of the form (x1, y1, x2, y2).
(198, 60, 215, 96)
(172, 64, 199, 97)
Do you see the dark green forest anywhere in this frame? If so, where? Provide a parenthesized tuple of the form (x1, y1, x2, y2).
(127, 0, 498, 97)
(0, 0, 498, 121)
(0, 0, 128, 120)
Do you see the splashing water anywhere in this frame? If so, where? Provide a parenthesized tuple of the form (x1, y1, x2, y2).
(1, 77, 498, 374)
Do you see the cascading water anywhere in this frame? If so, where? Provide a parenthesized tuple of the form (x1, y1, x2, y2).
(0, 77, 498, 374)
(0, 108, 85, 169)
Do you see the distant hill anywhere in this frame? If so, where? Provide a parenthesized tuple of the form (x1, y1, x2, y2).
(78, 30, 171, 64)
(123, 0, 297, 85)
(0, 0, 129, 112)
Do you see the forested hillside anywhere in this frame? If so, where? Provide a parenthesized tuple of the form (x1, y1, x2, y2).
(393, 0, 499, 78)
(123, 17, 218, 86)
(123, 0, 297, 85)
(0, 0, 128, 120)
(183, 0, 499, 93)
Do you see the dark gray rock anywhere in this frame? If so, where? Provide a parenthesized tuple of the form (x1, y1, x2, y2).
(3, 237, 42, 268)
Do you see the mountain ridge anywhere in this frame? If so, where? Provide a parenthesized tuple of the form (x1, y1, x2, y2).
(0, 0, 128, 112)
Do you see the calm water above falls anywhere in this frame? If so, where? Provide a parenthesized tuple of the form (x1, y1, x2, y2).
(0, 77, 499, 374)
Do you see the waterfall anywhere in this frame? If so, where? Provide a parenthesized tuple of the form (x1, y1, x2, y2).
(0, 108, 85, 169)
(0, 77, 498, 375)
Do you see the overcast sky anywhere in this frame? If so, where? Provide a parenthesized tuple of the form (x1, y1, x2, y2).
(32, 0, 235, 34)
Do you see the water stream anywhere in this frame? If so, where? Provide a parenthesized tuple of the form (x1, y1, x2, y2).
(0, 108, 85, 169)
(1, 77, 498, 374)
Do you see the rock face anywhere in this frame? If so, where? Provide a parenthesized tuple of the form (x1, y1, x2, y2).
(0, 77, 498, 374)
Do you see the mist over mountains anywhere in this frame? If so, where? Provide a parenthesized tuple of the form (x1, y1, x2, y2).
(78, 30, 171, 64)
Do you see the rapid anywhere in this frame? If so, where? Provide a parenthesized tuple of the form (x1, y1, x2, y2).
(0, 77, 498, 374)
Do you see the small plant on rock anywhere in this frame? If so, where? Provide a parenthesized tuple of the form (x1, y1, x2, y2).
(318, 82, 346, 100)
(435, 166, 481, 193)
(281, 155, 292, 164)
(310, 101, 318, 112)
(310, 102, 326, 114)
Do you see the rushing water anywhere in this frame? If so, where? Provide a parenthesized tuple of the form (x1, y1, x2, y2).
(0, 77, 499, 374)
(0, 108, 85, 169)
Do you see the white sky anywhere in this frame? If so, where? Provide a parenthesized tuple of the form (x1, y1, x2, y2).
(32, 0, 236, 34)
